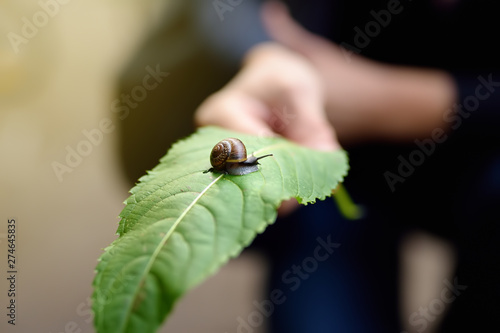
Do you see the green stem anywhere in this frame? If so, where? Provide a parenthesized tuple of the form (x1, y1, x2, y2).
(332, 183, 364, 220)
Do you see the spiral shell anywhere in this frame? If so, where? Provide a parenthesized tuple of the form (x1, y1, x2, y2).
(206, 137, 273, 175)
(210, 138, 247, 171)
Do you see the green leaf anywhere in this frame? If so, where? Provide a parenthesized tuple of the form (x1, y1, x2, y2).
(92, 126, 348, 333)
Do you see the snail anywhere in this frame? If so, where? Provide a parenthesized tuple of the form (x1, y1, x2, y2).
(204, 138, 273, 175)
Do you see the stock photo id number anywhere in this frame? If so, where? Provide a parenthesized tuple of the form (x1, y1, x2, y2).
(6, 218, 17, 326)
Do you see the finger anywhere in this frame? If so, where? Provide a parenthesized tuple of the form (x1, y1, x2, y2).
(194, 90, 275, 137)
(277, 198, 300, 216)
(261, 2, 344, 65)
(239, 44, 340, 151)
(281, 93, 340, 151)
(262, 2, 322, 52)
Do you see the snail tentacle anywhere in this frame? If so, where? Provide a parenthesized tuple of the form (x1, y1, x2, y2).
(205, 138, 273, 175)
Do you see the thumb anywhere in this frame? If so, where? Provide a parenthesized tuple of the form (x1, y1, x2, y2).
(261, 2, 344, 64)
(262, 2, 321, 53)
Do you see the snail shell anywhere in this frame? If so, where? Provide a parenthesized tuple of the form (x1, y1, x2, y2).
(205, 138, 272, 175)
(210, 138, 247, 171)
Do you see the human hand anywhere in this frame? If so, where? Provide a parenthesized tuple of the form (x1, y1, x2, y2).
(262, 1, 457, 143)
(195, 42, 339, 152)
(195, 42, 340, 215)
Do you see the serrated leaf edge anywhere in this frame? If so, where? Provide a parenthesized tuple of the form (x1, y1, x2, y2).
(118, 173, 224, 331)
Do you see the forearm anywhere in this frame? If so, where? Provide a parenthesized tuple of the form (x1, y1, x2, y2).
(375, 65, 457, 139)
(328, 62, 458, 143)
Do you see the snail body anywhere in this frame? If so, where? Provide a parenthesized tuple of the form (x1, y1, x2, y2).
(205, 138, 272, 175)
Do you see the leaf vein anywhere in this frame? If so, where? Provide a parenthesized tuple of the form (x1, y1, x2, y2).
(121, 174, 224, 331)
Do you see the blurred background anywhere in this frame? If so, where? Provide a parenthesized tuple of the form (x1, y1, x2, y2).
(0, 1, 454, 332)
(0, 1, 269, 332)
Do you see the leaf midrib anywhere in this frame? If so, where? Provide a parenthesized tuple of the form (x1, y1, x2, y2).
(120, 173, 224, 332)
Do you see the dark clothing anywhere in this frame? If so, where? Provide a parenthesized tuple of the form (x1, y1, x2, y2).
(118, 0, 500, 331)
(256, 1, 500, 332)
